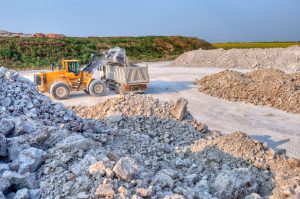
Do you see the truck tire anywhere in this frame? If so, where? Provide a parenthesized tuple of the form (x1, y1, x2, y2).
(89, 80, 106, 96)
(114, 83, 121, 94)
(50, 82, 70, 100)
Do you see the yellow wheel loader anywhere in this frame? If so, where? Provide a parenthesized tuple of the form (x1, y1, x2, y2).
(34, 59, 106, 100)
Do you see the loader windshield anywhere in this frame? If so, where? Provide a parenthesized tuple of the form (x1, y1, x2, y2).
(68, 62, 80, 75)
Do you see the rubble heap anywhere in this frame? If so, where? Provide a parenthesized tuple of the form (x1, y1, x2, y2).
(197, 69, 300, 113)
(173, 46, 300, 72)
(0, 67, 106, 198)
(1, 67, 299, 198)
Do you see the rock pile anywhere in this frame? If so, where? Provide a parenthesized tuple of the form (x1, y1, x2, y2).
(197, 68, 300, 113)
(0, 67, 105, 198)
(173, 46, 300, 72)
(1, 67, 300, 198)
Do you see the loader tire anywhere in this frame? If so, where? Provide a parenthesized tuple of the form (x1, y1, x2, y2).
(50, 82, 70, 100)
(89, 80, 106, 96)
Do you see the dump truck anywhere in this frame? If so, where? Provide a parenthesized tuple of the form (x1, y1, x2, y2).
(97, 47, 150, 94)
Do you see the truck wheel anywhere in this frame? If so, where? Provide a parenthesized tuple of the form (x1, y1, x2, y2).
(114, 83, 121, 94)
(50, 82, 70, 100)
(89, 80, 106, 96)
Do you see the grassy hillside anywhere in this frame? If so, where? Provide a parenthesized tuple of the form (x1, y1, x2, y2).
(0, 36, 213, 69)
(213, 42, 300, 49)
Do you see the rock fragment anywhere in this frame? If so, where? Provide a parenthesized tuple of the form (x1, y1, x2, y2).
(170, 98, 188, 121)
(113, 157, 138, 181)
(95, 184, 115, 197)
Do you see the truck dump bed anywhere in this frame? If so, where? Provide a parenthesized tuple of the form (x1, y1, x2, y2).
(105, 64, 149, 85)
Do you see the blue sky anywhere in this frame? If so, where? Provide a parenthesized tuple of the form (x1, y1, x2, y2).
(0, 0, 299, 42)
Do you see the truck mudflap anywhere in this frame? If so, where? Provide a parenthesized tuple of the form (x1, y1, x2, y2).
(122, 84, 147, 94)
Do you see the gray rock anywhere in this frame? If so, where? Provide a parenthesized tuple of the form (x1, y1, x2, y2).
(28, 189, 41, 199)
(213, 168, 258, 199)
(56, 134, 91, 151)
(18, 147, 46, 174)
(2, 171, 38, 190)
(12, 120, 36, 136)
(0, 177, 10, 193)
(245, 193, 262, 199)
(0, 134, 7, 157)
(113, 157, 138, 181)
(185, 174, 199, 184)
(106, 111, 123, 123)
(0, 118, 14, 136)
(13, 188, 29, 199)
(151, 172, 174, 189)
(0, 98, 11, 107)
(0, 66, 8, 77)
(0, 164, 10, 175)
(0, 192, 5, 199)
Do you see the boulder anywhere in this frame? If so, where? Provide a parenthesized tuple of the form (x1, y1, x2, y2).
(213, 168, 258, 199)
(18, 147, 46, 174)
(113, 157, 138, 181)
(170, 98, 188, 121)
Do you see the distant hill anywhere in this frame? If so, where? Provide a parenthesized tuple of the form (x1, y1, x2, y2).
(0, 36, 214, 69)
(0, 30, 65, 38)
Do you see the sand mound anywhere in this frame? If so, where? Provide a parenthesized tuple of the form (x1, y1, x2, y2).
(173, 46, 300, 72)
(197, 69, 300, 113)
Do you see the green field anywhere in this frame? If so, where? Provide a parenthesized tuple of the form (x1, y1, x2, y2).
(0, 36, 213, 70)
(213, 42, 300, 49)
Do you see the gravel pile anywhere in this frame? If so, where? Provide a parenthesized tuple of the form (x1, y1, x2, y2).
(173, 46, 300, 72)
(1, 67, 300, 198)
(197, 68, 300, 113)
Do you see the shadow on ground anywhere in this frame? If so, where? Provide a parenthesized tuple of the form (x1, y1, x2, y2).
(147, 80, 195, 94)
(251, 135, 290, 152)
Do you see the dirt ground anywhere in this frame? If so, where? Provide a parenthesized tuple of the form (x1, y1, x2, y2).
(20, 62, 300, 159)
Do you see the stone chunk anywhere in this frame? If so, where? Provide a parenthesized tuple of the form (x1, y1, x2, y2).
(113, 157, 138, 181)
(14, 188, 29, 199)
(170, 98, 188, 121)
(0, 118, 14, 136)
(0, 135, 7, 157)
(151, 172, 174, 189)
(213, 168, 258, 199)
(136, 188, 152, 197)
(18, 147, 46, 174)
(95, 184, 115, 197)
(88, 161, 106, 175)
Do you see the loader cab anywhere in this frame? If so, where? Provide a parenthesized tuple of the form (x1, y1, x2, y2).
(62, 60, 81, 76)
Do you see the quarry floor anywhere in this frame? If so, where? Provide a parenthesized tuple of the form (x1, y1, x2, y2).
(20, 62, 300, 159)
